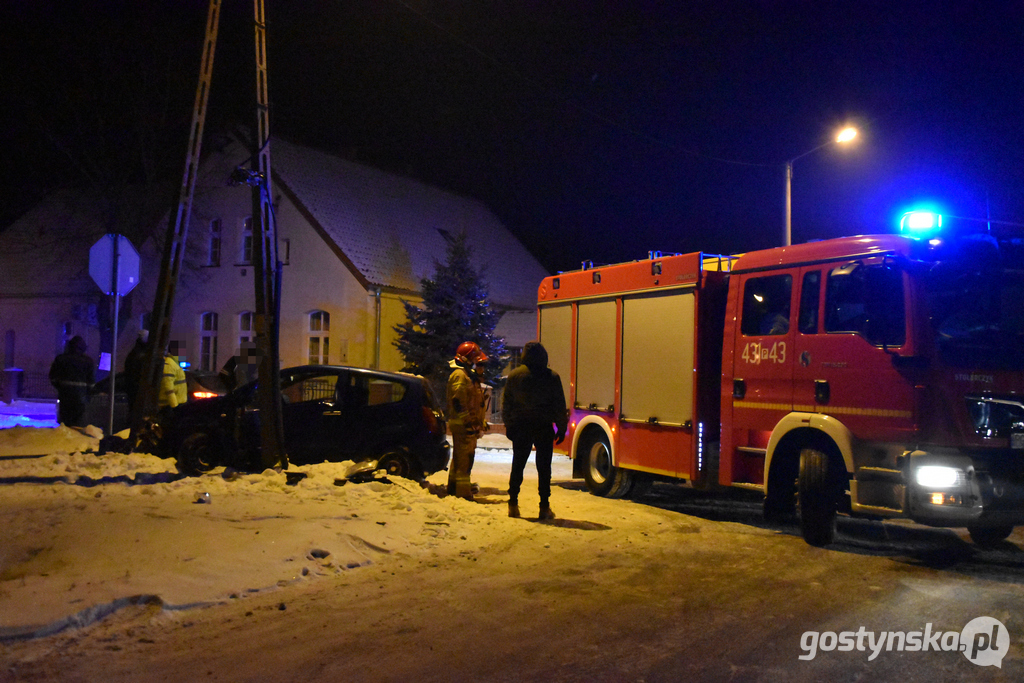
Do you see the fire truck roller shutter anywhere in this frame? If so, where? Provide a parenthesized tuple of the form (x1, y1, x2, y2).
(575, 300, 617, 412)
(620, 291, 695, 425)
(539, 304, 573, 399)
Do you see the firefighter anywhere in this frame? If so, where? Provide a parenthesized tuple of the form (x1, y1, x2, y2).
(48, 335, 95, 428)
(501, 341, 567, 520)
(447, 341, 489, 500)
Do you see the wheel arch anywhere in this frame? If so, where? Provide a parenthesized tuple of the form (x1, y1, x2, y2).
(764, 413, 854, 496)
(571, 415, 616, 480)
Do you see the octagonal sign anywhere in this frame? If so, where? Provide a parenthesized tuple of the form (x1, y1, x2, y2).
(89, 234, 140, 296)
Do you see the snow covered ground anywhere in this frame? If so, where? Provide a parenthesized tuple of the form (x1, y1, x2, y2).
(3, 405, 1024, 681)
(0, 417, 559, 640)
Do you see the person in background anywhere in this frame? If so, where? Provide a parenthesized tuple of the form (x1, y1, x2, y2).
(49, 335, 95, 428)
(218, 340, 261, 392)
(446, 341, 489, 500)
(122, 329, 149, 410)
(501, 341, 568, 520)
(158, 340, 188, 416)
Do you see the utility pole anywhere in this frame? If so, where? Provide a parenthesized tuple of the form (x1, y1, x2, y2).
(250, 0, 287, 470)
(131, 0, 221, 445)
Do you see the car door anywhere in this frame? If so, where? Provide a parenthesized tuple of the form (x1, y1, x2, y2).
(343, 372, 411, 459)
(281, 369, 354, 464)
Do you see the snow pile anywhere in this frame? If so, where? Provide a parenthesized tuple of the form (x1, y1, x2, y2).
(0, 423, 569, 641)
(0, 424, 99, 457)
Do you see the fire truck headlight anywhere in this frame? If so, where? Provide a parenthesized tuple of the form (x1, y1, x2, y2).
(915, 465, 964, 489)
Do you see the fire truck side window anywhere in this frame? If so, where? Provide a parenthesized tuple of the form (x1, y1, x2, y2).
(799, 271, 821, 334)
(741, 274, 792, 336)
(825, 264, 906, 346)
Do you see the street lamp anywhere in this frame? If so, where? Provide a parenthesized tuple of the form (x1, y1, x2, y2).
(784, 126, 858, 246)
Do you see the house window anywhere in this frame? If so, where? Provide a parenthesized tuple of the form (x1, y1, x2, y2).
(308, 311, 330, 365)
(239, 311, 255, 345)
(242, 217, 253, 264)
(208, 219, 222, 266)
(200, 312, 219, 372)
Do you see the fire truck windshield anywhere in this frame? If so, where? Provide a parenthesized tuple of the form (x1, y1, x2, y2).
(923, 237, 1024, 370)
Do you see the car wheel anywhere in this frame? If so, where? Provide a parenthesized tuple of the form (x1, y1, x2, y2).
(968, 524, 1014, 547)
(377, 451, 419, 480)
(178, 432, 219, 476)
(582, 431, 631, 498)
(798, 447, 839, 547)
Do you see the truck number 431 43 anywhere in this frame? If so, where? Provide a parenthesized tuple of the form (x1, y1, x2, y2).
(742, 341, 787, 365)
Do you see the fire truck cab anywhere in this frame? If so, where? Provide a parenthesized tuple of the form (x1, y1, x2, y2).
(538, 233, 1024, 546)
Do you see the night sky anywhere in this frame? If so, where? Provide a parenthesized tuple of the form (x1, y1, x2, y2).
(5, 1, 1024, 274)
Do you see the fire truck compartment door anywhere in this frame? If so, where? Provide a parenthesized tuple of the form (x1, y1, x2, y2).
(576, 300, 617, 412)
(621, 291, 695, 425)
(539, 303, 573, 399)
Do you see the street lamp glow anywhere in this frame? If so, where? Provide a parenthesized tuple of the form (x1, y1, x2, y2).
(784, 125, 860, 247)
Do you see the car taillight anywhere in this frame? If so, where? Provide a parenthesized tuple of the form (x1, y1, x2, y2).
(422, 405, 440, 435)
(193, 390, 218, 400)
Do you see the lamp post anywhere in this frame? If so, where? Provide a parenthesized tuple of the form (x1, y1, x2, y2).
(784, 126, 858, 246)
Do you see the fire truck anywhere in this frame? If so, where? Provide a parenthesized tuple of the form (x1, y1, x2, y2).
(537, 230, 1024, 546)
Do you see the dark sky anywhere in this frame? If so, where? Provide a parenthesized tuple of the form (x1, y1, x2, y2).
(5, 1, 1024, 273)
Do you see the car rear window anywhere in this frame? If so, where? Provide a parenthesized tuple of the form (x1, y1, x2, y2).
(367, 378, 406, 406)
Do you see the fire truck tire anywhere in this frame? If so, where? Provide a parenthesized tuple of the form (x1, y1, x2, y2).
(798, 447, 838, 546)
(967, 524, 1014, 547)
(582, 431, 631, 498)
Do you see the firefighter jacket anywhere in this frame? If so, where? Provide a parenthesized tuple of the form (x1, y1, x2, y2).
(48, 349, 95, 397)
(446, 361, 486, 434)
(159, 355, 188, 409)
(501, 363, 568, 438)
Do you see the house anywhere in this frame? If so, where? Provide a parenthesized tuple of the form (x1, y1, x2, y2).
(0, 135, 549, 401)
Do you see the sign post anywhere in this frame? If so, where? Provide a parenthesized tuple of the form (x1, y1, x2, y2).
(89, 234, 140, 436)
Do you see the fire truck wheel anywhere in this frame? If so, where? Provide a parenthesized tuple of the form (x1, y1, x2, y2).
(798, 447, 838, 546)
(582, 431, 631, 498)
(967, 524, 1014, 547)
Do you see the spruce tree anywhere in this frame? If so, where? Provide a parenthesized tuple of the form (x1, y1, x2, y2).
(393, 232, 508, 398)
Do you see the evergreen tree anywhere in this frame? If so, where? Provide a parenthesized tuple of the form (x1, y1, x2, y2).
(394, 232, 508, 398)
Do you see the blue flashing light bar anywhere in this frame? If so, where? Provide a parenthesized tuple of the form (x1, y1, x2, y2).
(900, 211, 942, 235)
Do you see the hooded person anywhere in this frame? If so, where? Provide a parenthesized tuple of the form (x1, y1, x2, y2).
(501, 341, 568, 520)
(49, 335, 96, 428)
(446, 341, 489, 500)
(122, 329, 149, 410)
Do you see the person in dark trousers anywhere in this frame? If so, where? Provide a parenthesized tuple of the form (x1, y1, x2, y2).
(49, 335, 95, 428)
(502, 341, 568, 520)
(122, 329, 149, 408)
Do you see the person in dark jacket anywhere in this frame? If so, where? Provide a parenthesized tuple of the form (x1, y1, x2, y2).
(49, 335, 96, 428)
(501, 341, 568, 520)
(122, 329, 149, 407)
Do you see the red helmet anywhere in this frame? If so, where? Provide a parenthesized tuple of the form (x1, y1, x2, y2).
(455, 341, 489, 366)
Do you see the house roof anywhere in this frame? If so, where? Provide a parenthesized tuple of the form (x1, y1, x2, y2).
(494, 310, 539, 349)
(267, 137, 549, 310)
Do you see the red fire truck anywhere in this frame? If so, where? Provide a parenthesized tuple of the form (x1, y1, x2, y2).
(537, 231, 1024, 546)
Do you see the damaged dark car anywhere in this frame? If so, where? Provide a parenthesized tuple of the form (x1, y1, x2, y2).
(162, 365, 450, 479)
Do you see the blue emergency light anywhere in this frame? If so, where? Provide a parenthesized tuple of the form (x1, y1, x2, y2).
(899, 211, 942, 235)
